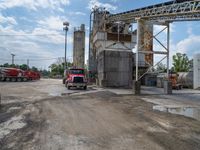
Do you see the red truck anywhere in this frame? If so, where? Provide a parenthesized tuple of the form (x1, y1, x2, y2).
(63, 68, 87, 90)
(24, 70, 40, 81)
(0, 67, 40, 82)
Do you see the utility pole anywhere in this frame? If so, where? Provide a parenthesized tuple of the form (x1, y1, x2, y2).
(11, 53, 15, 65)
(27, 59, 29, 70)
(63, 21, 69, 71)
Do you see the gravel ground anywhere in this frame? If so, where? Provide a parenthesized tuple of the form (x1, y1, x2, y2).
(0, 79, 200, 150)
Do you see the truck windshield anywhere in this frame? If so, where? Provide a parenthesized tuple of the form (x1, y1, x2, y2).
(69, 69, 84, 74)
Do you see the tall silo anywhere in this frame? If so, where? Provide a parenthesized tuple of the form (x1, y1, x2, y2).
(73, 24, 85, 68)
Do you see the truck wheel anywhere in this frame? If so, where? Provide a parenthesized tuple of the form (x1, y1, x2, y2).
(63, 79, 66, 84)
(11, 78, 16, 82)
(17, 78, 22, 82)
(6, 77, 10, 82)
(23, 78, 28, 82)
(83, 86, 87, 90)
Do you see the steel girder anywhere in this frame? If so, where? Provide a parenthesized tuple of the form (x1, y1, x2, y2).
(108, 0, 200, 23)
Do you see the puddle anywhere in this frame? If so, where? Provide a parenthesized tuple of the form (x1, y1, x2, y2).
(49, 92, 62, 96)
(153, 105, 200, 121)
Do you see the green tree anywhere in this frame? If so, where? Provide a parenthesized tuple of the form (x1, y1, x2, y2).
(31, 66, 38, 72)
(189, 59, 193, 71)
(49, 63, 65, 77)
(48, 59, 73, 78)
(19, 64, 29, 70)
(172, 53, 190, 72)
(156, 63, 167, 72)
(0, 63, 40, 71)
(39, 69, 50, 77)
(3, 63, 9, 67)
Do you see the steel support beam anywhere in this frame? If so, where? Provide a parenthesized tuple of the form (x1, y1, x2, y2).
(167, 23, 170, 78)
(136, 19, 140, 81)
(135, 21, 170, 81)
(136, 19, 154, 81)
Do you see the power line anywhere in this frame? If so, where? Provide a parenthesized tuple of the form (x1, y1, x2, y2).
(0, 30, 75, 37)
(0, 34, 63, 37)
(28, 58, 58, 61)
(0, 57, 59, 61)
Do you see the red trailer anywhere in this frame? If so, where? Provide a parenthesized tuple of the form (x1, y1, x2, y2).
(25, 71, 41, 80)
(0, 68, 23, 82)
(0, 67, 40, 82)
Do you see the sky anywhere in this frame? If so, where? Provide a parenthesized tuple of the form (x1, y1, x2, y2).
(0, 0, 200, 69)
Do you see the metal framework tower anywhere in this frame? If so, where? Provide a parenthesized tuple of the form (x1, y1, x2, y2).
(107, 0, 200, 82)
(89, 0, 200, 90)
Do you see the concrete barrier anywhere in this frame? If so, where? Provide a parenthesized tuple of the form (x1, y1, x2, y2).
(164, 80, 172, 94)
(133, 80, 141, 95)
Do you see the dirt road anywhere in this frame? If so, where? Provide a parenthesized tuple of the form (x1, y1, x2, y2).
(0, 79, 200, 150)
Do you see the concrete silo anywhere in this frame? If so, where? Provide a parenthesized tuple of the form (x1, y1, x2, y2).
(73, 24, 85, 68)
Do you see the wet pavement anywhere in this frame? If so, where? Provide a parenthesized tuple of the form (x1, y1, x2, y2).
(153, 105, 200, 121)
(142, 86, 200, 104)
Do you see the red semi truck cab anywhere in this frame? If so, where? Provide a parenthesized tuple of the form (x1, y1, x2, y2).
(63, 68, 87, 90)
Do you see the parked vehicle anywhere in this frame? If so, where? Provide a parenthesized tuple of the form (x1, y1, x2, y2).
(0, 67, 40, 82)
(24, 70, 41, 81)
(64, 68, 87, 90)
(169, 73, 182, 90)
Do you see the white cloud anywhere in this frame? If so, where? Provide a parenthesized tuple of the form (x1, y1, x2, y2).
(152, 22, 200, 68)
(0, 12, 78, 68)
(155, 34, 200, 66)
(0, 0, 70, 11)
(36, 15, 75, 45)
(88, 0, 117, 11)
(0, 23, 66, 68)
(154, 23, 175, 35)
(0, 14, 17, 25)
(37, 16, 65, 31)
(0, 36, 57, 68)
(176, 35, 200, 57)
(30, 27, 64, 44)
(187, 27, 193, 35)
(69, 12, 86, 16)
(37, 15, 77, 31)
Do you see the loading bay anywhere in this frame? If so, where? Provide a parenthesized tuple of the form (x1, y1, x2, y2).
(0, 79, 200, 150)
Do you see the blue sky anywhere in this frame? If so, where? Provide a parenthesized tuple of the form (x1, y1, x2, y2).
(0, 0, 200, 69)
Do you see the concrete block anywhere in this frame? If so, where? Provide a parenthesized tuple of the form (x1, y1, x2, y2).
(97, 50, 133, 88)
(164, 80, 172, 94)
(133, 80, 141, 95)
